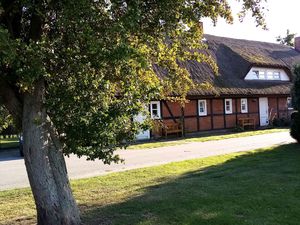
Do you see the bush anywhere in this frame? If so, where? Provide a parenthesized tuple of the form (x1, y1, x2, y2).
(272, 117, 291, 127)
(290, 112, 300, 143)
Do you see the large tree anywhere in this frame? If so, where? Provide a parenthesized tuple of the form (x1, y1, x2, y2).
(0, 0, 266, 224)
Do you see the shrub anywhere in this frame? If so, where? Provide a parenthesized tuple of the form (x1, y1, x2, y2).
(290, 112, 300, 143)
(272, 117, 291, 127)
(290, 65, 300, 143)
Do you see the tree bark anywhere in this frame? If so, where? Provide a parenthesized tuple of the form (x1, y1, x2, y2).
(22, 79, 81, 225)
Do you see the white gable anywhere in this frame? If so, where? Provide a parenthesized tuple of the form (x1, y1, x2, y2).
(245, 67, 290, 81)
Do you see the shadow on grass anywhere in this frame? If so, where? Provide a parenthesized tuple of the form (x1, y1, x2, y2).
(2, 143, 299, 225)
(82, 143, 300, 225)
(0, 149, 23, 162)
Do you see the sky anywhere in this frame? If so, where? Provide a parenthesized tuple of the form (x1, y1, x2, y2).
(203, 0, 300, 43)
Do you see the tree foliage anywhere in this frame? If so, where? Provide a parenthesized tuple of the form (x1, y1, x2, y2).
(0, 1, 267, 223)
(276, 29, 296, 47)
(0, 104, 13, 133)
(0, 0, 266, 161)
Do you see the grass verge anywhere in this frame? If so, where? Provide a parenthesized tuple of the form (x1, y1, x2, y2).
(0, 137, 19, 149)
(1, 143, 300, 225)
(128, 128, 289, 149)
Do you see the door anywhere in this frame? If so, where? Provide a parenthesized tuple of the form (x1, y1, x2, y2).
(259, 97, 269, 126)
(133, 113, 150, 140)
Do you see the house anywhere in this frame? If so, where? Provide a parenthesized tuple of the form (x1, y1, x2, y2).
(136, 34, 300, 140)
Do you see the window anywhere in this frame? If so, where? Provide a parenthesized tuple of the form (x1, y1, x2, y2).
(253, 70, 259, 79)
(241, 98, 248, 113)
(287, 97, 293, 109)
(251, 69, 281, 80)
(198, 100, 207, 116)
(273, 71, 280, 80)
(225, 99, 232, 114)
(258, 71, 265, 79)
(150, 101, 161, 119)
(267, 71, 273, 80)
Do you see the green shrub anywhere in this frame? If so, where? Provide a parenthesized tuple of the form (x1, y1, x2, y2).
(290, 112, 300, 143)
(272, 117, 291, 127)
(290, 64, 300, 143)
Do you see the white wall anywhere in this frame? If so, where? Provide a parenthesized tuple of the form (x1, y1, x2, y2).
(245, 67, 290, 81)
(133, 113, 150, 140)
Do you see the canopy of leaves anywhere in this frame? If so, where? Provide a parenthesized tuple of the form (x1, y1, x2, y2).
(0, 0, 266, 162)
(0, 104, 13, 133)
(276, 29, 296, 47)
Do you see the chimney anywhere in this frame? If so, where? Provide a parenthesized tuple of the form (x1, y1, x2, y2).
(294, 36, 300, 52)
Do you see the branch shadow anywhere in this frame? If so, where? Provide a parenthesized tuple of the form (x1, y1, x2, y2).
(81, 143, 300, 225)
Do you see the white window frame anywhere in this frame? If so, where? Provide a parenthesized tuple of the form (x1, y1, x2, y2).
(198, 100, 207, 116)
(150, 101, 161, 119)
(241, 98, 248, 113)
(225, 99, 233, 114)
(287, 97, 293, 110)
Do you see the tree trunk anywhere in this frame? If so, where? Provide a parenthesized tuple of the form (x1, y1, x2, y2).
(22, 79, 81, 225)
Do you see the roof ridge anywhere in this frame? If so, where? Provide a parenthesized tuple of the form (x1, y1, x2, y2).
(204, 34, 294, 49)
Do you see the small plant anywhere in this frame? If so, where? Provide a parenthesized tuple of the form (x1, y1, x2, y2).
(233, 125, 244, 132)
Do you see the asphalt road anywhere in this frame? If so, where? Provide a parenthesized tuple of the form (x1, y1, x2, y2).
(0, 131, 294, 190)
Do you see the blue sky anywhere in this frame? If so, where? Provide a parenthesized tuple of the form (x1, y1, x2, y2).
(203, 0, 300, 43)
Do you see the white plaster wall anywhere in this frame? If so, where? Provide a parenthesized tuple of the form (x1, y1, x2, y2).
(133, 112, 150, 140)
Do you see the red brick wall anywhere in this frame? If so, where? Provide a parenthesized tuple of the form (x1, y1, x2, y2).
(212, 99, 223, 114)
(162, 101, 181, 118)
(199, 117, 212, 131)
(184, 100, 197, 116)
(268, 97, 277, 120)
(213, 116, 225, 129)
(185, 118, 198, 132)
(278, 97, 288, 119)
(152, 96, 288, 137)
(248, 98, 259, 113)
(225, 115, 236, 128)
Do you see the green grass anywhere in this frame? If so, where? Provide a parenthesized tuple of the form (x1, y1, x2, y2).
(128, 128, 289, 149)
(0, 137, 19, 149)
(1, 143, 300, 225)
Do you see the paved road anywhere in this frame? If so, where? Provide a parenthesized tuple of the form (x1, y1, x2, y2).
(0, 131, 294, 190)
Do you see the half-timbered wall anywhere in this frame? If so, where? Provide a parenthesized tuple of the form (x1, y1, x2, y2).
(152, 96, 290, 137)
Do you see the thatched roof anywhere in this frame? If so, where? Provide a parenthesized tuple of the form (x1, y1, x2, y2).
(179, 34, 300, 97)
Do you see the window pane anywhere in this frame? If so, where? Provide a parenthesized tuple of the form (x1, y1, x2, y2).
(267, 71, 273, 79)
(152, 109, 158, 116)
(273, 72, 280, 80)
(253, 70, 259, 79)
(152, 104, 157, 109)
(199, 100, 207, 115)
(259, 71, 265, 79)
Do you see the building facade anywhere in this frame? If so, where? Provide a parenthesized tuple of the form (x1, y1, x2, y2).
(136, 35, 300, 140)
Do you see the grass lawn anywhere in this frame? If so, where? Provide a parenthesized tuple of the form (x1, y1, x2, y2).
(1, 143, 300, 224)
(128, 128, 289, 149)
(0, 137, 19, 149)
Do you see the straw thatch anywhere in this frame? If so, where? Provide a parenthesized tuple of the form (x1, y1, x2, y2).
(160, 34, 300, 97)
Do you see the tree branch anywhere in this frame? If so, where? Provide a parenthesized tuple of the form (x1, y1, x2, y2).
(0, 76, 23, 129)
